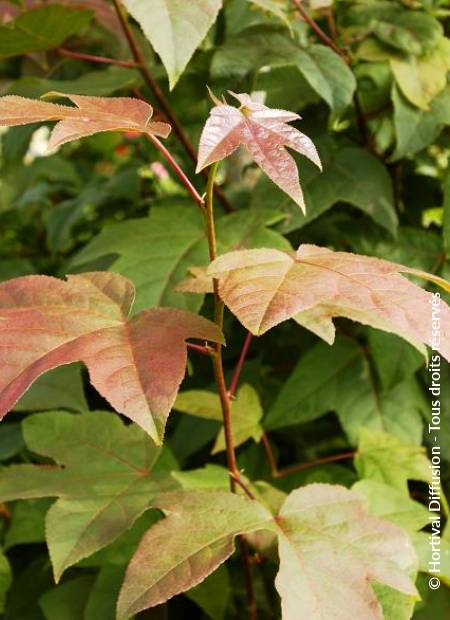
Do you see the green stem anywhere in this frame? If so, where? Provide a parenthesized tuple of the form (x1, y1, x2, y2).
(205, 163, 239, 479)
(205, 163, 257, 620)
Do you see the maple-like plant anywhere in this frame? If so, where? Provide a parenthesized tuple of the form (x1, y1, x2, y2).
(0, 86, 449, 620)
(1, 2, 450, 617)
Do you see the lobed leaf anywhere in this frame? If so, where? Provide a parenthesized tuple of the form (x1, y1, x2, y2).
(274, 484, 417, 620)
(250, 146, 398, 235)
(0, 272, 223, 443)
(0, 93, 171, 149)
(355, 430, 433, 495)
(174, 384, 263, 453)
(117, 484, 417, 620)
(207, 244, 450, 360)
(116, 491, 272, 619)
(196, 91, 321, 212)
(0, 410, 164, 581)
(266, 336, 426, 445)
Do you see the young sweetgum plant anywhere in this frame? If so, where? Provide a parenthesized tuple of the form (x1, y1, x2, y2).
(0, 89, 448, 620)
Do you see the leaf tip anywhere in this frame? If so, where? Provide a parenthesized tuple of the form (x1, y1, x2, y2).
(206, 85, 225, 107)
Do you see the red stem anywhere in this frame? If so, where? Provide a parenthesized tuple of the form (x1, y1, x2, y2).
(145, 134, 205, 210)
(228, 331, 253, 398)
(186, 343, 212, 356)
(261, 433, 355, 479)
(238, 537, 257, 620)
(291, 0, 345, 58)
(230, 472, 256, 501)
(58, 47, 140, 68)
(111, 0, 232, 213)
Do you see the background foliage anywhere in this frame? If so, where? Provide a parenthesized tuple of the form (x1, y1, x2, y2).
(0, 0, 449, 618)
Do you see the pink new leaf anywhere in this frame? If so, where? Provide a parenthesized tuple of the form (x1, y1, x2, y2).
(0, 93, 171, 148)
(0, 272, 223, 444)
(196, 91, 321, 212)
(208, 244, 450, 359)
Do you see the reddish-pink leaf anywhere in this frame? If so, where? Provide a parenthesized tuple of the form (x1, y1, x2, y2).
(208, 244, 450, 359)
(0, 93, 171, 148)
(196, 91, 321, 212)
(0, 272, 223, 443)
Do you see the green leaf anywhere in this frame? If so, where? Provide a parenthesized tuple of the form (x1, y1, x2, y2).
(369, 331, 424, 390)
(0, 258, 35, 282)
(170, 464, 230, 490)
(413, 574, 450, 619)
(3, 555, 52, 620)
(255, 65, 320, 110)
(295, 45, 356, 114)
(7, 67, 142, 99)
(0, 550, 12, 613)
(71, 207, 290, 314)
(84, 565, 126, 620)
(186, 564, 230, 620)
(13, 364, 87, 413)
(247, 0, 292, 31)
(391, 85, 450, 160)
(44, 170, 140, 254)
(352, 480, 430, 531)
(0, 6, 92, 59)
(116, 491, 272, 619)
(122, 0, 222, 89)
(355, 429, 431, 493)
(266, 337, 425, 444)
(391, 37, 450, 110)
(71, 206, 208, 314)
(372, 11, 442, 56)
(252, 146, 397, 234)
(0, 423, 24, 461)
(175, 384, 263, 453)
(211, 25, 297, 81)
(4, 499, 51, 549)
(39, 575, 94, 620)
(213, 34, 355, 114)
(444, 168, 450, 255)
(336, 376, 426, 446)
(374, 583, 417, 620)
(216, 209, 292, 254)
(266, 337, 362, 430)
(0, 411, 163, 581)
(346, 225, 445, 273)
(412, 532, 450, 585)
